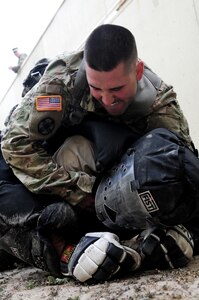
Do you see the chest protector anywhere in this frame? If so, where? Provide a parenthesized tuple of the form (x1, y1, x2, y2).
(95, 128, 199, 231)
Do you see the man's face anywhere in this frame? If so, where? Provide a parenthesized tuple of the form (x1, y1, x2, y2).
(86, 60, 143, 116)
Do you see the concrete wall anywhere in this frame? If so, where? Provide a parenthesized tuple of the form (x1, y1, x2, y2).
(1, 0, 199, 148)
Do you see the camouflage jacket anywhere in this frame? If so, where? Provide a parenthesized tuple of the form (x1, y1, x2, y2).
(1, 50, 193, 204)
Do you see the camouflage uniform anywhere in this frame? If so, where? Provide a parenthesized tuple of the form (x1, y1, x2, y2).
(1, 50, 194, 205)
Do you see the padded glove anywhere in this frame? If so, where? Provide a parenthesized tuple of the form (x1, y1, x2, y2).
(139, 225, 194, 269)
(61, 232, 141, 284)
(37, 202, 78, 236)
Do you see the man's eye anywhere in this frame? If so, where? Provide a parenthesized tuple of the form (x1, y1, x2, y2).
(90, 85, 100, 91)
(111, 87, 121, 92)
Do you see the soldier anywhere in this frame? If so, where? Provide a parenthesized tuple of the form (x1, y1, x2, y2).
(8, 47, 27, 74)
(0, 24, 198, 281)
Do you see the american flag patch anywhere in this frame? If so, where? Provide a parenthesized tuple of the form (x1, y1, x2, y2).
(36, 95, 62, 111)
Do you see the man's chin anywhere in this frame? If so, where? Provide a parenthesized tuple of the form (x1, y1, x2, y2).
(104, 106, 126, 116)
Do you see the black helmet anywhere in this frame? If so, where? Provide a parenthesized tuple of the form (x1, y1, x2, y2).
(95, 128, 195, 231)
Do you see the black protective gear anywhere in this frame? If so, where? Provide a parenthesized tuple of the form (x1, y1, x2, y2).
(22, 58, 50, 96)
(0, 181, 47, 235)
(139, 225, 194, 270)
(0, 179, 65, 276)
(95, 128, 199, 231)
(71, 116, 140, 172)
(0, 249, 23, 271)
(0, 227, 63, 277)
(0, 139, 66, 275)
(37, 201, 79, 239)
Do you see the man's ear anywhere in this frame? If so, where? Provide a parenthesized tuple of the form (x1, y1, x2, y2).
(136, 60, 144, 81)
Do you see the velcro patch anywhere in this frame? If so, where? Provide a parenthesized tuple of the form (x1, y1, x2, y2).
(36, 95, 62, 111)
(138, 191, 159, 213)
(38, 118, 55, 135)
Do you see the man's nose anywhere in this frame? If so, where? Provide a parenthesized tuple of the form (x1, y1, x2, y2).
(101, 93, 113, 106)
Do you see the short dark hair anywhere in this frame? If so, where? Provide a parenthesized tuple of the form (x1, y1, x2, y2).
(12, 47, 18, 53)
(84, 24, 137, 71)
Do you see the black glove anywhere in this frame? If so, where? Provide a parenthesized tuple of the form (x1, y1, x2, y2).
(63, 232, 141, 284)
(37, 202, 78, 236)
(139, 225, 194, 269)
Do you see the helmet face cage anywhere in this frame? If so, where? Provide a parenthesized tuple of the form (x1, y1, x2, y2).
(95, 149, 153, 231)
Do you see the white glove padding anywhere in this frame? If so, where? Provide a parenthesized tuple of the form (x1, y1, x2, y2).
(67, 232, 141, 284)
(140, 224, 194, 269)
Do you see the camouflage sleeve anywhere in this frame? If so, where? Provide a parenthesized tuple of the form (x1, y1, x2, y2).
(1, 51, 95, 205)
(146, 83, 194, 150)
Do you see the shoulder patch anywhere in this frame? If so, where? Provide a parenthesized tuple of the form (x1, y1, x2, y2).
(38, 118, 55, 135)
(36, 95, 62, 111)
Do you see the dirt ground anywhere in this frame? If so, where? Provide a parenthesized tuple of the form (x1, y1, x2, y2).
(1, 256, 199, 300)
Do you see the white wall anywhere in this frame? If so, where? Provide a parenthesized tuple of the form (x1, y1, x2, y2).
(0, 0, 120, 127)
(1, 0, 199, 148)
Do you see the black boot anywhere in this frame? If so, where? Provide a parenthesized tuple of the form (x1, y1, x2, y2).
(0, 249, 24, 271)
(0, 227, 63, 277)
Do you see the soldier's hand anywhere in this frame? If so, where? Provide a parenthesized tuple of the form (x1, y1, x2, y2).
(37, 202, 78, 233)
(64, 232, 141, 284)
(139, 225, 194, 269)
